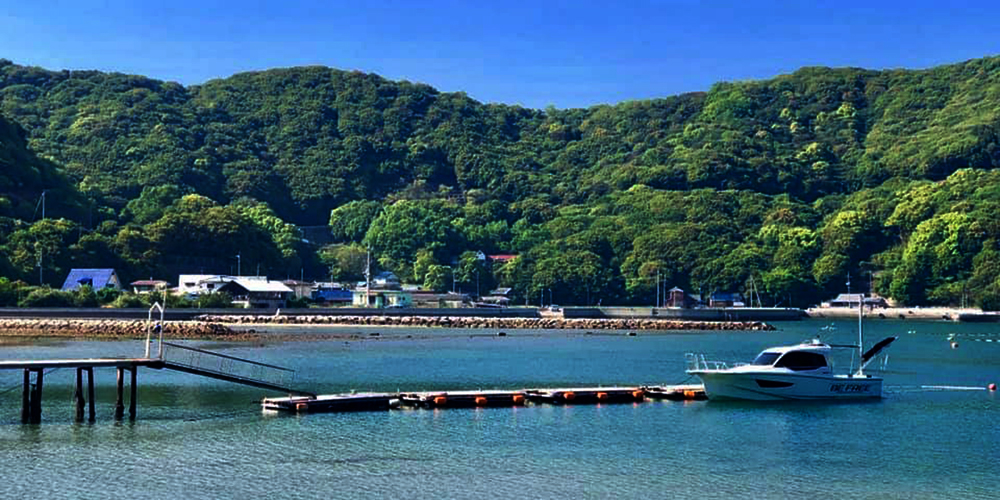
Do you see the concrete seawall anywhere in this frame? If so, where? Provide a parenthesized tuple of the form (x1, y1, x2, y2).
(806, 307, 981, 321)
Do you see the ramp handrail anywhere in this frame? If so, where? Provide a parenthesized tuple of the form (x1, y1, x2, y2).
(145, 302, 165, 359)
(160, 341, 300, 392)
(685, 353, 737, 371)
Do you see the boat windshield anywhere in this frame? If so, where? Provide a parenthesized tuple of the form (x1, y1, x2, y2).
(752, 352, 781, 366)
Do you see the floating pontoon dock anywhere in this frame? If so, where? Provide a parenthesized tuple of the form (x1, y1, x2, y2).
(262, 393, 399, 413)
(399, 390, 527, 408)
(524, 387, 647, 404)
(643, 384, 708, 401)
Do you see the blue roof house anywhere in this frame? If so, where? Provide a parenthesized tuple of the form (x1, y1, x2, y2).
(61, 269, 123, 292)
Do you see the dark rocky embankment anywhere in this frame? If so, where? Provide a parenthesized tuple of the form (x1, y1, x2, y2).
(0, 319, 235, 339)
(198, 314, 776, 331)
(0, 315, 774, 340)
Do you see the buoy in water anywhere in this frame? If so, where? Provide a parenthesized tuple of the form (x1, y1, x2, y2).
(496, 331, 507, 337)
(950, 341, 959, 349)
(989, 383, 997, 391)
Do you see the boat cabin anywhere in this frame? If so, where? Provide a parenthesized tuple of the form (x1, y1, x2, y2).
(751, 342, 832, 373)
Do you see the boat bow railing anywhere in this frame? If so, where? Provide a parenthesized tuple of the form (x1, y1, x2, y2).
(686, 353, 737, 371)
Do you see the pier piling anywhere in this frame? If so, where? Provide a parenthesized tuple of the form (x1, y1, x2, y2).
(30, 369, 43, 424)
(115, 368, 124, 420)
(74, 368, 85, 423)
(21, 369, 29, 424)
(86, 367, 95, 422)
(129, 368, 137, 420)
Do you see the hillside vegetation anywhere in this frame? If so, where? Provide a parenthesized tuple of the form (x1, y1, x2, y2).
(1, 56, 999, 308)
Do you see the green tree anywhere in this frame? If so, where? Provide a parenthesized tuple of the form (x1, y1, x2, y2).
(319, 243, 368, 282)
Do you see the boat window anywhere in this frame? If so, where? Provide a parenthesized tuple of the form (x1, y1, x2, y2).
(774, 351, 827, 371)
(752, 352, 781, 365)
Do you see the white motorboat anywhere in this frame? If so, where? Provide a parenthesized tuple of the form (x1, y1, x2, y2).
(687, 306, 897, 401)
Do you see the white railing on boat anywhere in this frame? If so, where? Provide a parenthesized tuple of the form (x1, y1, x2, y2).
(685, 353, 743, 371)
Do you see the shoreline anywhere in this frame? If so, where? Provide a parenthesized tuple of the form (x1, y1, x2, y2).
(0, 315, 775, 340)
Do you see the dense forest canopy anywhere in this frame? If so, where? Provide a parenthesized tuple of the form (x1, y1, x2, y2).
(1, 55, 1000, 308)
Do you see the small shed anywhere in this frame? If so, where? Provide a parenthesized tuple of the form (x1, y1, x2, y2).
(282, 280, 314, 299)
(62, 269, 122, 292)
(709, 292, 745, 308)
(666, 287, 692, 308)
(480, 287, 512, 307)
(312, 283, 352, 303)
(352, 288, 412, 308)
(131, 280, 170, 294)
(824, 294, 888, 308)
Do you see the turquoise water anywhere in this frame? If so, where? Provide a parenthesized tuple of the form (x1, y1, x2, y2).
(0, 319, 996, 499)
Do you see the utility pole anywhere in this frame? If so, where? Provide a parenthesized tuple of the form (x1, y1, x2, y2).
(655, 271, 660, 308)
(365, 247, 372, 307)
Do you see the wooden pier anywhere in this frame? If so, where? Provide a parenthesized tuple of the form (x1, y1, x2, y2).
(0, 358, 161, 423)
(1, 342, 311, 423)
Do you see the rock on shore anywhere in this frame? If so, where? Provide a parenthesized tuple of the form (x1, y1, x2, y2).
(0, 319, 235, 338)
(197, 314, 776, 331)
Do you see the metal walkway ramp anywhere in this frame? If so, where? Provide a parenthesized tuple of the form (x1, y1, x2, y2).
(144, 304, 315, 397)
(158, 341, 315, 397)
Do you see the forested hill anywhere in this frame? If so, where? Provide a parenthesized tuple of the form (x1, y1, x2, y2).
(1, 56, 1000, 308)
(0, 116, 79, 220)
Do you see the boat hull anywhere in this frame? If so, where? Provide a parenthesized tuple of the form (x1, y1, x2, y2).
(689, 371, 883, 401)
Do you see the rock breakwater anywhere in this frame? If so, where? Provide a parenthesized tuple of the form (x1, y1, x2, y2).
(0, 318, 235, 339)
(198, 314, 775, 331)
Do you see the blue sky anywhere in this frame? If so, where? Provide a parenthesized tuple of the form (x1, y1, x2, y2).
(1, 0, 998, 109)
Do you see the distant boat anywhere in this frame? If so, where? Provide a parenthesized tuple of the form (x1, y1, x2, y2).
(687, 304, 897, 401)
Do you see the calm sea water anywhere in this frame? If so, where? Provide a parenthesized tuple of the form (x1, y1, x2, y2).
(0, 319, 996, 499)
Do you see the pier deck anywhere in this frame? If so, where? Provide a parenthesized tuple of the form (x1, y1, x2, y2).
(0, 358, 162, 370)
